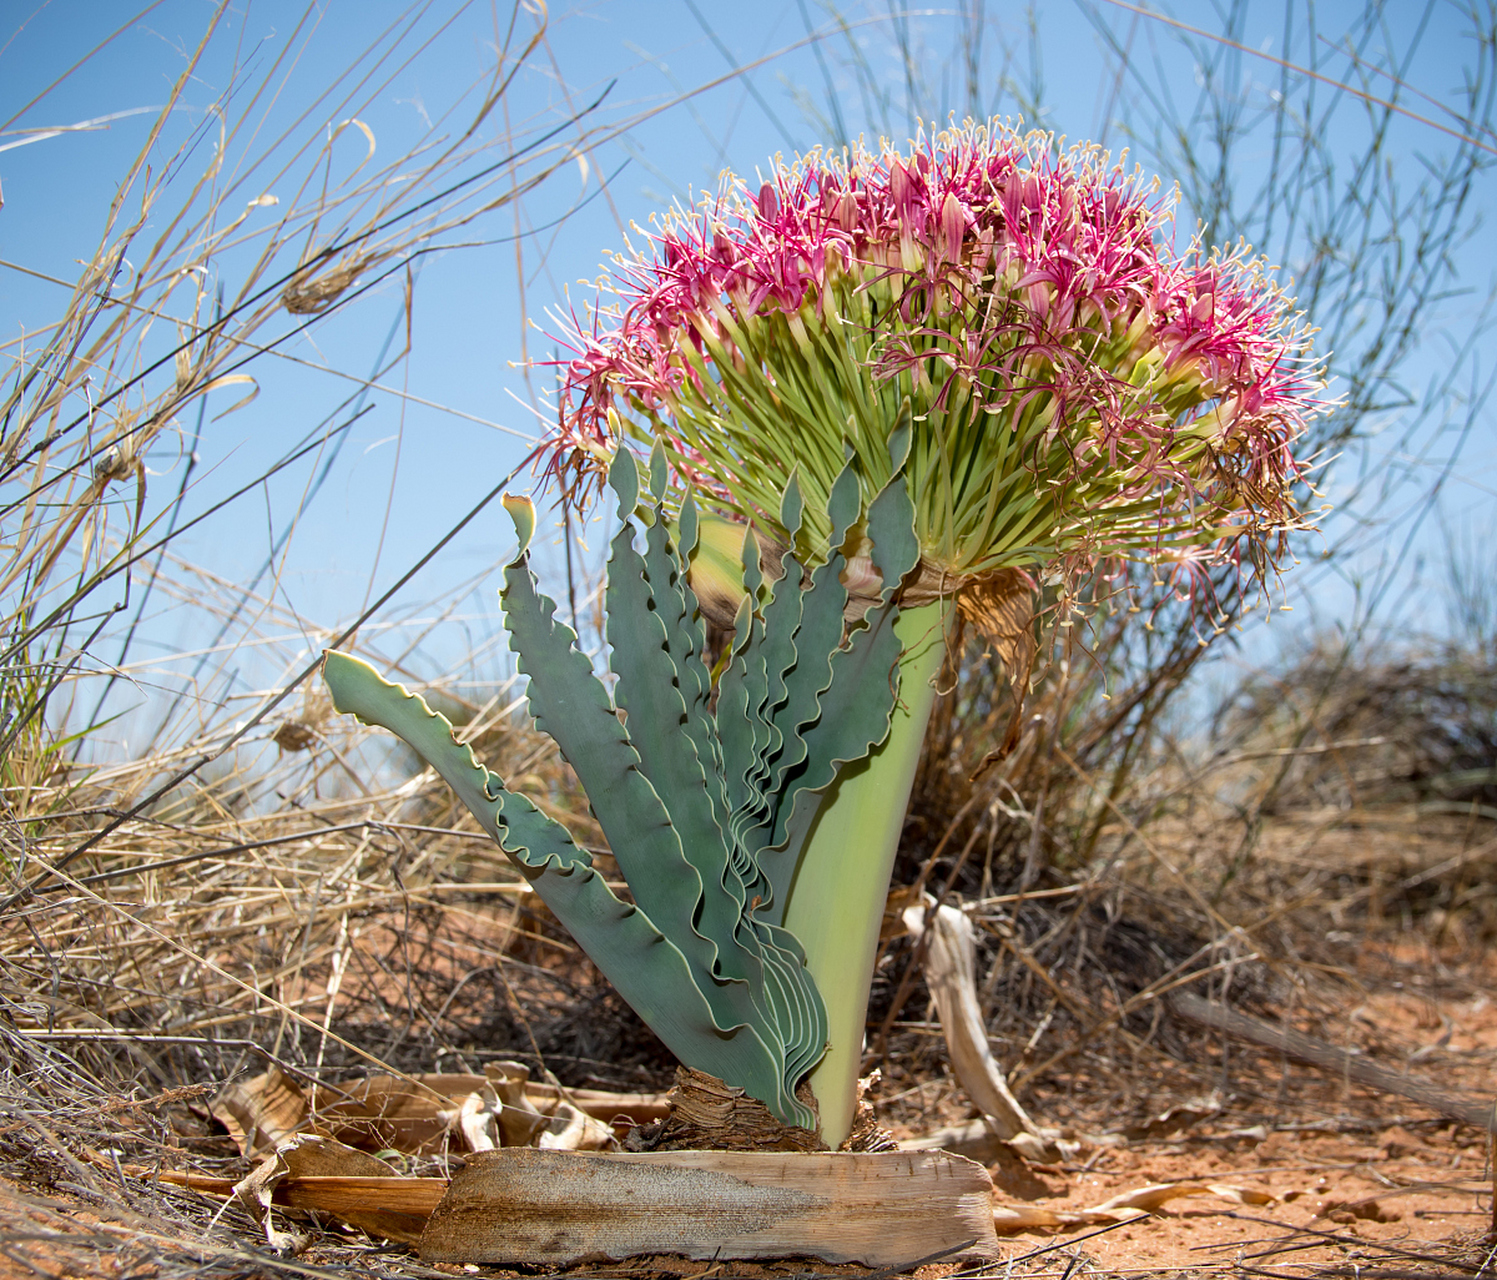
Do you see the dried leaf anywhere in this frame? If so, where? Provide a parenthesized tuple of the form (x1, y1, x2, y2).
(319, 1072, 483, 1154)
(282, 252, 379, 314)
(277, 1174, 448, 1242)
(210, 379, 259, 419)
(1088, 1181, 1275, 1214)
(332, 117, 376, 165)
(273, 720, 317, 751)
(993, 1203, 1071, 1228)
(232, 1133, 431, 1246)
(991, 1180, 1275, 1233)
(955, 568, 1036, 681)
(212, 1067, 311, 1158)
(1121, 1094, 1225, 1141)
(419, 1148, 999, 1266)
(902, 898, 1042, 1144)
(232, 1150, 309, 1256)
(537, 1100, 616, 1151)
(217, 1066, 654, 1160)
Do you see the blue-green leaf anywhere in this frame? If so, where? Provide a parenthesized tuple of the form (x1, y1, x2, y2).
(605, 463, 746, 983)
(500, 510, 769, 1045)
(321, 650, 799, 1120)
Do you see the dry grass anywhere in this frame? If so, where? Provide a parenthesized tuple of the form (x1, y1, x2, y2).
(2, 3, 1495, 1277)
(3, 628, 1496, 1277)
(0, 0, 585, 832)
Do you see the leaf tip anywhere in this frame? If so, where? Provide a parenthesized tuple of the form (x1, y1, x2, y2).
(502, 494, 536, 561)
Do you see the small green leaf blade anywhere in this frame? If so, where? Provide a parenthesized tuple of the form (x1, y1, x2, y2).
(756, 598, 904, 917)
(653, 493, 728, 829)
(717, 532, 772, 833)
(324, 650, 507, 844)
(755, 466, 920, 917)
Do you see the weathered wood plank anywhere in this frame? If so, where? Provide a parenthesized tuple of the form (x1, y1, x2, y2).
(419, 1147, 999, 1266)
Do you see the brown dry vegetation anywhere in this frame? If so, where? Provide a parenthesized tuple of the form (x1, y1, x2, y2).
(4, 2, 1497, 1277)
(2, 629, 1496, 1279)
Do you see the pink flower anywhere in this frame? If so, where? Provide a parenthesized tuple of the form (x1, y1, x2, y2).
(537, 120, 1327, 587)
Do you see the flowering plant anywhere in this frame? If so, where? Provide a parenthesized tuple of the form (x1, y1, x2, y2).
(331, 122, 1327, 1151)
(530, 121, 1327, 1146)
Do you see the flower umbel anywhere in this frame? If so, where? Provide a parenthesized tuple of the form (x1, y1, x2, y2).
(544, 120, 1327, 594)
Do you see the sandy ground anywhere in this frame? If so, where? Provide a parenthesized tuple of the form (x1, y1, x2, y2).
(4, 838, 1493, 1278)
(3, 1090, 1488, 1280)
(975, 948, 1497, 1275)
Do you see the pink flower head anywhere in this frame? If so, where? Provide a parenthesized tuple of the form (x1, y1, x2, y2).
(539, 120, 1328, 590)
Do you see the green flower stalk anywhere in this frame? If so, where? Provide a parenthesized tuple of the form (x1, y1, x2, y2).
(540, 120, 1329, 1144)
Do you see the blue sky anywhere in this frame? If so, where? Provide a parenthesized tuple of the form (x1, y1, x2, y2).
(2, 0, 1493, 756)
